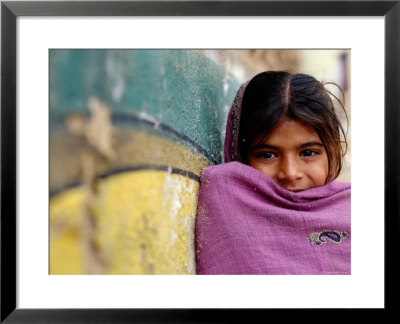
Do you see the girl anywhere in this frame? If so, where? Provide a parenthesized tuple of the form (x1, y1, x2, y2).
(195, 71, 351, 275)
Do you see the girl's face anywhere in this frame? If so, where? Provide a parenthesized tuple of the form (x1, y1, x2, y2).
(247, 118, 329, 192)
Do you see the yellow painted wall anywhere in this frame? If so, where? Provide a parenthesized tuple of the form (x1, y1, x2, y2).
(50, 170, 200, 274)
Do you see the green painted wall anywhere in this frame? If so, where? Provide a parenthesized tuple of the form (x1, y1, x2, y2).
(50, 49, 239, 164)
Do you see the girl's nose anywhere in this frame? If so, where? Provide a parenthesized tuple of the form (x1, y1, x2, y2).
(277, 156, 303, 181)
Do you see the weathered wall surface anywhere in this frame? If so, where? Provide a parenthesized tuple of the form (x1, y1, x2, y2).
(49, 49, 240, 274)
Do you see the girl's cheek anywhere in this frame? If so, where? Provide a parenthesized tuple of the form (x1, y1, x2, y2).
(311, 165, 329, 185)
(250, 161, 275, 178)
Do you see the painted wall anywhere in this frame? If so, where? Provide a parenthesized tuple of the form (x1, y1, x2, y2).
(49, 49, 240, 274)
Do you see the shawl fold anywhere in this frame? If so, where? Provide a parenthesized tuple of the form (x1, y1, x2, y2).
(196, 162, 351, 274)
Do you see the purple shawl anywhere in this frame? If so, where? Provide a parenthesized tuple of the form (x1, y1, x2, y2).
(195, 75, 351, 275)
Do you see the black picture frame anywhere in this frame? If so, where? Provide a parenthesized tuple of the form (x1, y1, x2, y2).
(1, 0, 399, 322)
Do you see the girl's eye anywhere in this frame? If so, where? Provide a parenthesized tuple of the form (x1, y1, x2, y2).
(301, 149, 318, 157)
(256, 152, 277, 159)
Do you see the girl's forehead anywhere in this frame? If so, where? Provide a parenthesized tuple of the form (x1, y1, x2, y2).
(273, 119, 317, 133)
(257, 118, 321, 142)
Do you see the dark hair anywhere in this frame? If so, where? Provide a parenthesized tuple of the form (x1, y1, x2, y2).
(238, 71, 348, 182)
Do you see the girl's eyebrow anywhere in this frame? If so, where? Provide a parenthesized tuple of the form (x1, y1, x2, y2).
(250, 141, 323, 151)
(250, 144, 279, 152)
(299, 141, 324, 149)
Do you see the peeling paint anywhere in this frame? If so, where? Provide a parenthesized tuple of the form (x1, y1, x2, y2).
(86, 97, 116, 161)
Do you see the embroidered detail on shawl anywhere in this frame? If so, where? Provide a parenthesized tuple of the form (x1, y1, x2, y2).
(308, 230, 349, 246)
(230, 84, 246, 162)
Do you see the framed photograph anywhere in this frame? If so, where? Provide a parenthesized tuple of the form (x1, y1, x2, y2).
(1, 0, 398, 321)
